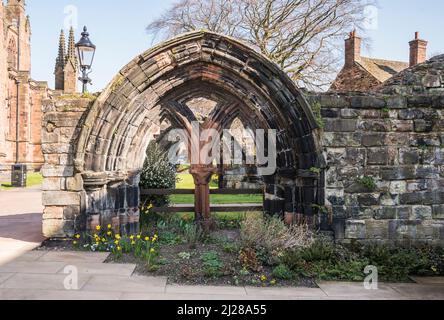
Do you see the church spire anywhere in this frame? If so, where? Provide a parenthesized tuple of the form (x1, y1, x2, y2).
(55, 29, 66, 71)
(66, 26, 77, 65)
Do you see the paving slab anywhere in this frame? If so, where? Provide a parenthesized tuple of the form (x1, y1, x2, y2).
(13, 251, 47, 262)
(245, 286, 326, 298)
(0, 273, 91, 290)
(409, 277, 444, 285)
(0, 188, 45, 266)
(81, 275, 167, 293)
(0, 261, 66, 274)
(38, 251, 110, 263)
(120, 292, 299, 300)
(166, 284, 247, 296)
(0, 273, 14, 285)
(389, 283, 444, 300)
(57, 263, 136, 276)
(0, 288, 122, 300)
(316, 281, 404, 299)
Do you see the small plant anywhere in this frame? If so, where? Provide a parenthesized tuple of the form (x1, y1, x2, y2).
(183, 223, 204, 249)
(272, 264, 294, 280)
(178, 252, 192, 260)
(223, 242, 239, 254)
(356, 176, 377, 191)
(239, 248, 263, 272)
(200, 251, 223, 278)
(309, 167, 321, 175)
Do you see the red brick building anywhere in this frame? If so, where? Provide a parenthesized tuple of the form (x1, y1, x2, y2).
(0, 0, 48, 176)
(330, 31, 428, 92)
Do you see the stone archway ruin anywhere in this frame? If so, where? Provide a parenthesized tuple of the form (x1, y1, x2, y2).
(41, 31, 325, 237)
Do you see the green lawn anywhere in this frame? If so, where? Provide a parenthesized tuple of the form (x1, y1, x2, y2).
(172, 174, 262, 204)
(0, 172, 43, 190)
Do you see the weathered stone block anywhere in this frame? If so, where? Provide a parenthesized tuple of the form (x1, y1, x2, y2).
(65, 174, 83, 192)
(345, 220, 366, 239)
(366, 220, 389, 239)
(399, 149, 420, 165)
(362, 133, 386, 147)
(389, 181, 407, 194)
(433, 205, 444, 219)
(357, 194, 380, 206)
(42, 191, 80, 206)
(412, 206, 433, 220)
(41, 165, 74, 178)
(324, 119, 357, 132)
(42, 219, 66, 238)
(367, 148, 393, 165)
(42, 178, 62, 191)
(64, 206, 81, 220)
(381, 166, 416, 180)
(375, 207, 397, 220)
(43, 207, 64, 220)
(340, 109, 359, 119)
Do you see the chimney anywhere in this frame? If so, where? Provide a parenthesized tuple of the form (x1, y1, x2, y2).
(409, 32, 428, 67)
(345, 30, 361, 68)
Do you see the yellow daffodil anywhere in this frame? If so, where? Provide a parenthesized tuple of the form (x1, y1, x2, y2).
(260, 275, 267, 282)
(73, 241, 77, 245)
(115, 234, 121, 240)
(130, 235, 135, 240)
(145, 237, 150, 241)
(137, 235, 141, 239)
(114, 240, 119, 245)
(101, 238, 106, 242)
(117, 246, 122, 251)
(107, 231, 112, 236)
(96, 225, 101, 231)
(75, 234, 81, 239)
(270, 279, 277, 285)
(107, 224, 112, 229)
(131, 241, 136, 245)
(150, 248, 155, 253)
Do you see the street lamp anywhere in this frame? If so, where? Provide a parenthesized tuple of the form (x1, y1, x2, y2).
(75, 26, 96, 93)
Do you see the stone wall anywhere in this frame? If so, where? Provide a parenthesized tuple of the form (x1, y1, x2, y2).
(308, 93, 444, 244)
(41, 96, 140, 238)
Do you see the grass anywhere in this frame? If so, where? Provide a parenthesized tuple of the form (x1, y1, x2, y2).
(172, 174, 262, 204)
(0, 172, 43, 190)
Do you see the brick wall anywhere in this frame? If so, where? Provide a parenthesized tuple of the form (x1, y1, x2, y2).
(308, 93, 444, 244)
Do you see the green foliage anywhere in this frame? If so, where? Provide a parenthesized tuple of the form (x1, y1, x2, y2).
(272, 264, 294, 280)
(281, 239, 444, 282)
(139, 142, 178, 227)
(311, 102, 325, 129)
(200, 251, 223, 278)
(309, 167, 321, 175)
(356, 176, 377, 191)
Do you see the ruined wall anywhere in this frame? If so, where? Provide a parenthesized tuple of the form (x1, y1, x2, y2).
(41, 96, 139, 238)
(308, 93, 444, 244)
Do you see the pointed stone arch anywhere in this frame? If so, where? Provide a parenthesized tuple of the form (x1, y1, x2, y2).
(45, 31, 325, 235)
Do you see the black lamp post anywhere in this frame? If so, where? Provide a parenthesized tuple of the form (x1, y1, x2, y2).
(75, 26, 96, 93)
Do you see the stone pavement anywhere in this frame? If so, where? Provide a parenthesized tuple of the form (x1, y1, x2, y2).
(0, 187, 444, 300)
(0, 187, 45, 265)
(0, 250, 443, 300)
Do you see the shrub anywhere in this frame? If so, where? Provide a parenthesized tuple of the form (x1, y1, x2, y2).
(272, 264, 294, 280)
(139, 142, 178, 227)
(240, 214, 315, 256)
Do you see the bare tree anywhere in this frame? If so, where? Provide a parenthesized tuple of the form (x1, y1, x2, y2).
(147, 0, 375, 90)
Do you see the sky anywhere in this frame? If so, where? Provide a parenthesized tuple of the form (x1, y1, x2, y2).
(23, 0, 444, 92)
